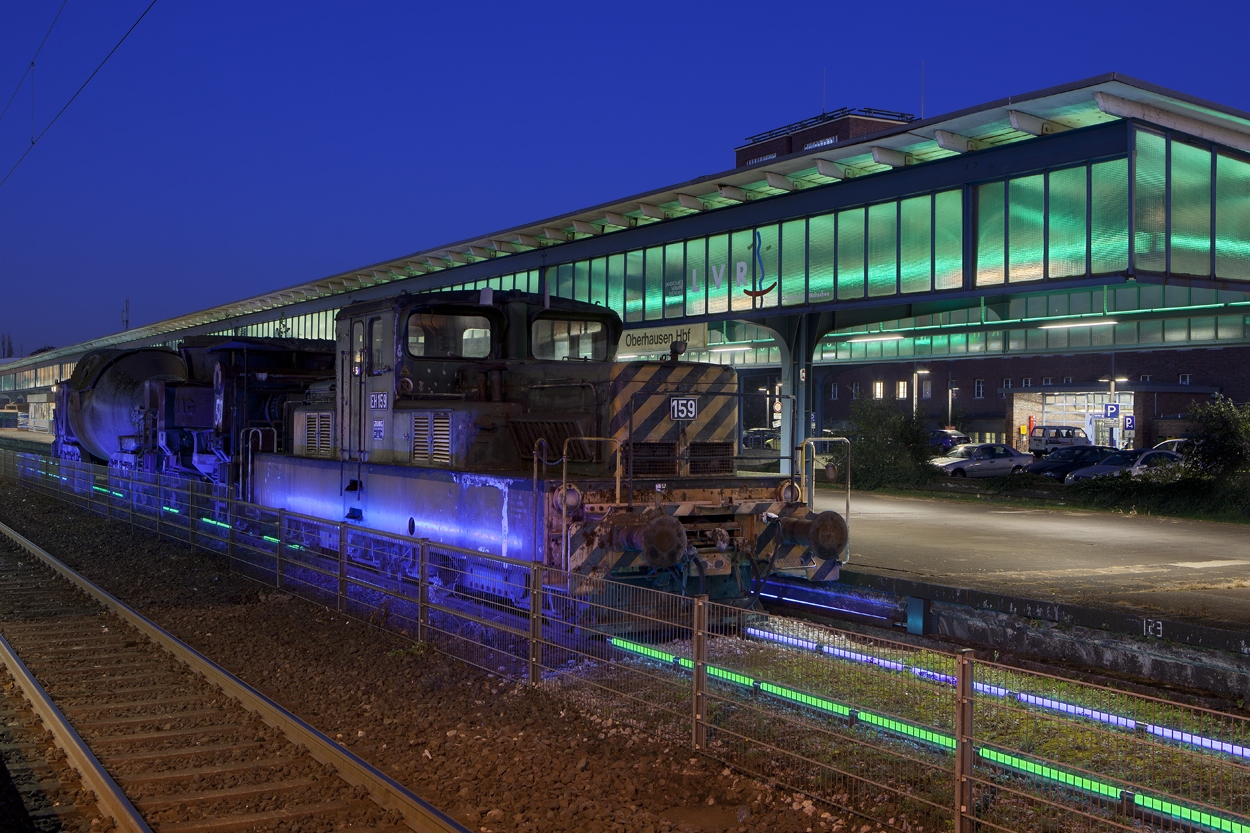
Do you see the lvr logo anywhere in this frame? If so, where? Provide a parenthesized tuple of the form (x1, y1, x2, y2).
(742, 230, 777, 298)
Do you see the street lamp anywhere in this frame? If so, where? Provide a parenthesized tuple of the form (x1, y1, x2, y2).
(948, 382, 959, 426)
(912, 368, 929, 419)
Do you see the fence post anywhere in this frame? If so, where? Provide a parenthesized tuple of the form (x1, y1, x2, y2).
(227, 497, 237, 564)
(188, 481, 197, 552)
(955, 649, 976, 833)
(156, 473, 164, 539)
(276, 509, 286, 590)
(528, 563, 543, 686)
(337, 522, 347, 613)
(417, 539, 430, 643)
(692, 594, 709, 751)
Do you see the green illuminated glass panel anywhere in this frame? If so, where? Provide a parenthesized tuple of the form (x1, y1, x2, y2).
(644, 246, 663, 321)
(707, 234, 730, 314)
(573, 260, 590, 303)
(625, 251, 645, 322)
(976, 181, 1005, 285)
(755, 224, 780, 309)
(1216, 151, 1250, 280)
(899, 195, 931, 293)
(730, 229, 754, 312)
(1008, 174, 1044, 282)
(808, 214, 835, 302)
(867, 202, 897, 297)
(607, 254, 626, 320)
(556, 263, 573, 298)
(836, 208, 865, 299)
(590, 258, 607, 307)
(663, 243, 684, 319)
(934, 189, 962, 290)
(780, 219, 806, 306)
(1170, 141, 1212, 277)
(1134, 130, 1167, 272)
(685, 238, 706, 316)
(1047, 165, 1087, 278)
(1091, 158, 1129, 273)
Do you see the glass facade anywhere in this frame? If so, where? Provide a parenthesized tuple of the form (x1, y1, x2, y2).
(1132, 126, 1250, 281)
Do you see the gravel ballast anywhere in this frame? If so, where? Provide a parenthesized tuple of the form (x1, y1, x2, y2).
(0, 482, 899, 833)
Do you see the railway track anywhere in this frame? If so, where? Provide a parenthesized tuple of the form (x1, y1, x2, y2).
(0, 521, 468, 833)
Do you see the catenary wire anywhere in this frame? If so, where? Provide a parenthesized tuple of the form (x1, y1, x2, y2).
(0, 0, 157, 189)
(0, 0, 69, 126)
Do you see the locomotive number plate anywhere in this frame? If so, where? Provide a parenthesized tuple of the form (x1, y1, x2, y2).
(669, 397, 698, 421)
(369, 392, 389, 410)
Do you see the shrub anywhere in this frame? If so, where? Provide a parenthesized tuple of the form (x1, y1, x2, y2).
(846, 400, 936, 489)
(1185, 395, 1250, 479)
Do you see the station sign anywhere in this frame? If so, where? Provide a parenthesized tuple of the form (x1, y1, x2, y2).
(620, 322, 707, 355)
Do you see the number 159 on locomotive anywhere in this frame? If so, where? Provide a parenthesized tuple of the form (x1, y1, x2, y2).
(669, 397, 698, 420)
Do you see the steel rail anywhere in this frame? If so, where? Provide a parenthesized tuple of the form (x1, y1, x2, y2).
(0, 633, 153, 833)
(0, 518, 470, 833)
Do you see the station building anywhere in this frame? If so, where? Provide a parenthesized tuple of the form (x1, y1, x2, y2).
(3, 73, 1250, 453)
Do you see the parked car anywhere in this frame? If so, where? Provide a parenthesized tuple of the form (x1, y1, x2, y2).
(929, 429, 971, 453)
(1064, 449, 1182, 484)
(930, 443, 1034, 478)
(1024, 445, 1118, 480)
(1027, 425, 1091, 455)
(1153, 438, 1193, 456)
(742, 428, 779, 450)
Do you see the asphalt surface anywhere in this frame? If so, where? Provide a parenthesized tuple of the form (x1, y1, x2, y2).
(812, 489, 1250, 630)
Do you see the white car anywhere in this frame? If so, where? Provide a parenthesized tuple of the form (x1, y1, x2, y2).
(931, 443, 1034, 478)
(1065, 449, 1182, 483)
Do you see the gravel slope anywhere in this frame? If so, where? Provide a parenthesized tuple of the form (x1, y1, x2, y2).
(0, 483, 902, 833)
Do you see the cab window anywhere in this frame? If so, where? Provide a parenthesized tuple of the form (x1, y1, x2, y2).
(406, 312, 493, 358)
(532, 317, 608, 360)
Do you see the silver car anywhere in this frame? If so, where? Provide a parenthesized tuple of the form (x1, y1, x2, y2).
(1065, 449, 1182, 484)
(931, 443, 1034, 478)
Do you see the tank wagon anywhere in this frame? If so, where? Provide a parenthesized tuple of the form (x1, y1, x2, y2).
(23, 289, 845, 604)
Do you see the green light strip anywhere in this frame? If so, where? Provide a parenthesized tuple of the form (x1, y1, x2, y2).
(199, 517, 231, 529)
(162, 506, 179, 514)
(758, 681, 851, 717)
(858, 711, 958, 750)
(609, 637, 1248, 833)
(263, 535, 280, 544)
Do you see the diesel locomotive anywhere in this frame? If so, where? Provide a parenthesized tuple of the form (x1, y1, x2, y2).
(40, 289, 847, 604)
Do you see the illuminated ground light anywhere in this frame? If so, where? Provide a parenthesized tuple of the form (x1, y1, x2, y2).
(743, 626, 1249, 763)
(608, 637, 1249, 833)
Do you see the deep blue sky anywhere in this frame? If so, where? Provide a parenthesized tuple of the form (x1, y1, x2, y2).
(1, 0, 1248, 356)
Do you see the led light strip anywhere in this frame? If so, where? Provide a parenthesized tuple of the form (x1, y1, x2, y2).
(744, 627, 1249, 762)
(609, 637, 1249, 833)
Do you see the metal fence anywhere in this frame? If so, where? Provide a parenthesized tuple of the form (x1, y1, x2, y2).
(1, 448, 1247, 833)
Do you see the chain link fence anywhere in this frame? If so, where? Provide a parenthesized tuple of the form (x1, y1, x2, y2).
(2, 448, 1247, 833)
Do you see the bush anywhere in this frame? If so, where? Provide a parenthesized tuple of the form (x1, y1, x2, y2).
(846, 400, 936, 489)
(1185, 395, 1250, 479)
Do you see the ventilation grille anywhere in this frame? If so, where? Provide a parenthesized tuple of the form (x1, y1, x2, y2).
(304, 411, 333, 458)
(688, 441, 735, 476)
(623, 442, 677, 477)
(508, 419, 593, 462)
(413, 412, 451, 465)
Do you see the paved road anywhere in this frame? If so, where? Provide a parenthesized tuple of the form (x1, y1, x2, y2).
(812, 489, 1250, 629)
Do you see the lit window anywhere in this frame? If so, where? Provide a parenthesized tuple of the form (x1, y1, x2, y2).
(873, 381, 885, 400)
(921, 379, 932, 399)
(974, 379, 985, 399)
(896, 381, 908, 399)
(1179, 373, 1191, 385)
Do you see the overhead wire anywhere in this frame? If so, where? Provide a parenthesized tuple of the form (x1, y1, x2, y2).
(0, 0, 69, 126)
(0, 0, 158, 189)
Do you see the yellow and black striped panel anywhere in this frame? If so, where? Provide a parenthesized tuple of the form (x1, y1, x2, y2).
(609, 361, 738, 448)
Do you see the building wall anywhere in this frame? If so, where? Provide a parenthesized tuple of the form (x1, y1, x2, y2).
(814, 344, 1245, 448)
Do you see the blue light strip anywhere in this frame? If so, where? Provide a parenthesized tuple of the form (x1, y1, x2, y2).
(743, 625, 1249, 763)
(758, 591, 892, 621)
(609, 636, 1249, 833)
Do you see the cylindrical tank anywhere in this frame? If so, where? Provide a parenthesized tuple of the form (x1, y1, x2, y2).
(64, 349, 187, 462)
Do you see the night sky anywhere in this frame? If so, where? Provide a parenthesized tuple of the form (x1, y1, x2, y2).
(1, 0, 1248, 357)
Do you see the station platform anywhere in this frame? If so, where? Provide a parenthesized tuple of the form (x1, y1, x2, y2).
(0, 428, 55, 452)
